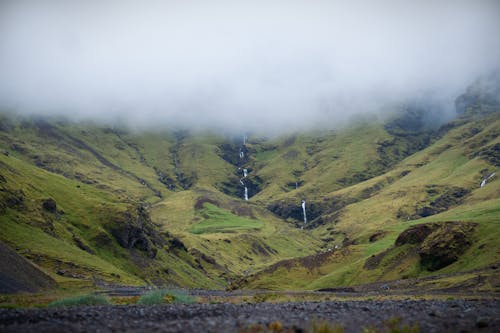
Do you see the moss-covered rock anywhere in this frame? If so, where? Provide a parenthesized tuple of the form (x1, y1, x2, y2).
(419, 222, 477, 271)
(395, 224, 437, 246)
(109, 205, 163, 258)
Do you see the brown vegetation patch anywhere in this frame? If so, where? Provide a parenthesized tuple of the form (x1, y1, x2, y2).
(194, 195, 255, 218)
(72, 235, 94, 254)
(395, 221, 477, 271)
(229, 203, 255, 219)
(395, 224, 437, 246)
(369, 231, 387, 243)
(364, 250, 389, 270)
(250, 241, 277, 257)
(474, 143, 500, 166)
(261, 248, 344, 277)
(419, 186, 470, 218)
(194, 197, 220, 210)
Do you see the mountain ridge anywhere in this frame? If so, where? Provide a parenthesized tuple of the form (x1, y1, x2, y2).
(0, 79, 498, 292)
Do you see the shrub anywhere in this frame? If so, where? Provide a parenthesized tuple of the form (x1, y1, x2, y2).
(362, 317, 419, 333)
(253, 293, 278, 303)
(268, 321, 283, 332)
(48, 294, 110, 308)
(137, 289, 196, 305)
(311, 319, 344, 333)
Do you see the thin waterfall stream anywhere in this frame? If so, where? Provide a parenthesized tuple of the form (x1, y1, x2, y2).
(301, 200, 307, 224)
(239, 135, 248, 201)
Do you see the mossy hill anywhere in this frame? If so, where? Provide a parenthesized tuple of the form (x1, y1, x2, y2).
(0, 76, 498, 292)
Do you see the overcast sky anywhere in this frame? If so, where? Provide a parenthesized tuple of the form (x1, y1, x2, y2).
(0, 0, 499, 132)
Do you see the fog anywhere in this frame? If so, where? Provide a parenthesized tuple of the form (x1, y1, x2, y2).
(1, 0, 499, 133)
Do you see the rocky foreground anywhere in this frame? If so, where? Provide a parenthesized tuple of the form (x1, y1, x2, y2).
(1, 299, 499, 332)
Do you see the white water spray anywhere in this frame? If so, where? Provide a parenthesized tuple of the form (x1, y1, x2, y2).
(243, 169, 248, 178)
(243, 135, 247, 145)
(240, 178, 245, 186)
(301, 200, 307, 224)
(480, 172, 496, 188)
(244, 187, 248, 201)
(239, 150, 244, 159)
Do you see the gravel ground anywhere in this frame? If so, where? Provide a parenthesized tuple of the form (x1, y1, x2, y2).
(1, 299, 498, 332)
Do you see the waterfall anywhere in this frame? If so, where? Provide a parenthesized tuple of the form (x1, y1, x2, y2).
(481, 172, 496, 188)
(295, 182, 298, 189)
(301, 200, 307, 224)
(239, 134, 249, 201)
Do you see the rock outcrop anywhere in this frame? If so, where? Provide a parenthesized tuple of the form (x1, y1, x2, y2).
(395, 221, 477, 271)
(109, 205, 163, 258)
(0, 241, 56, 293)
(419, 222, 476, 271)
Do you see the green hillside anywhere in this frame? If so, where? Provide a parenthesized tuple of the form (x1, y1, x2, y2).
(0, 77, 498, 293)
(235, 89, 500, 291)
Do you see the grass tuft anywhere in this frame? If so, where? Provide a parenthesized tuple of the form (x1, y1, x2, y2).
(48, 294, 110, 307)
(362, 317, 419, 333)
(311, 319, 344, 333)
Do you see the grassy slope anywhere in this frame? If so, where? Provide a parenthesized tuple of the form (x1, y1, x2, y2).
(251, 120, 391, 203)
(0, 152, 143, 287)
(0, 116, 322, 289)
(241, 110, 500, 290)
(0, 119, 228, 289)
(150, 187, 321, 279)
(0, 97, 497, 292)
(0, 150, 228, 288)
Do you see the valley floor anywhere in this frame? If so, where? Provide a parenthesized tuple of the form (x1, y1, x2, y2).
(1, 299, 498, 333)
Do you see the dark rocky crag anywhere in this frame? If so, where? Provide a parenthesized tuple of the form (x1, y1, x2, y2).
(0, 240, 56, 293)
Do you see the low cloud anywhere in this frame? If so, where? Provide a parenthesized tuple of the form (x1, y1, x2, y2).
(1, 0, 499, 133)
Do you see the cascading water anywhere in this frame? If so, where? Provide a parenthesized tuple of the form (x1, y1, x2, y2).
(301, 200, 307, 224)
(239, 135, 249, 201)
(480, 172, 496, 188)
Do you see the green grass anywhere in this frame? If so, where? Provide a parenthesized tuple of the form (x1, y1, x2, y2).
(239, 110, 500, 290)
(189, 203, 263, 234)
(48, 294, 110, 307)
(0, 107, 498, 293)
(0, 130, 222, 289)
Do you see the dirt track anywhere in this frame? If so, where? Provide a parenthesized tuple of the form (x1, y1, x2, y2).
(1, 299, 499, 332)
